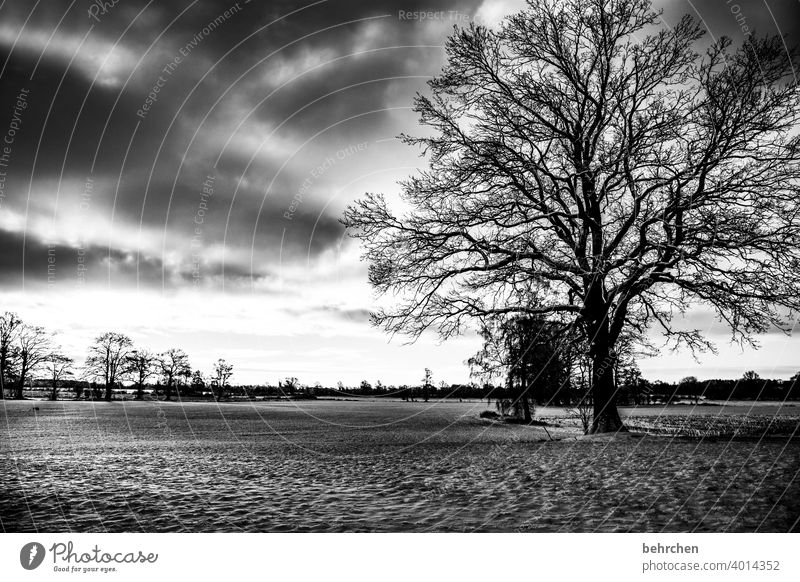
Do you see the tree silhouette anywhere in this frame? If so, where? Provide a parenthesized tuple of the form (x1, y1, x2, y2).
(678, 375, 701, 404)
(471, 316, 576, 419)
(0, 312, 23, 399)
(280, 376, 298, 397)
(190, 370, 206, 395)
(85, 332, 133, 401)
(344, 0, 800, 432)
(45, 352, 74, 401)
(422, 368, 433, 402)
(127, 349, 157, 400)
(212, 359, 234, 402)
(158, 348, 191, 401)
(15, 324, 53, 399)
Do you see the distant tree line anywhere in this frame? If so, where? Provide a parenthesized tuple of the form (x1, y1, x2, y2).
(0, 311, 235, 402)
(633, 372, 800, 404)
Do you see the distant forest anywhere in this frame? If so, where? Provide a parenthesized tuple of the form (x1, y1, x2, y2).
(23, 372, 800, 404)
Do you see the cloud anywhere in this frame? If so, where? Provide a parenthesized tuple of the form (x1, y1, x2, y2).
(0, 24, 140, 88)
(0, 225, 165, 288)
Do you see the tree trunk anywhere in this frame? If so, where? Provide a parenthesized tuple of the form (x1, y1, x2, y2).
(136, 382, 144, 400)
(519, 372, 532, 423)
(105, 383, 112, 401)
(591, 352, 625, 433)
(165, 379, 173, 401)
(0, 348, 8, 399)
(587, 305, 626, 434)
(520, 392, 532, 422)
(16, 362, 27, 399)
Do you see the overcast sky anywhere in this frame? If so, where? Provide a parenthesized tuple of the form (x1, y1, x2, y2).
(1, 0, 799, 385)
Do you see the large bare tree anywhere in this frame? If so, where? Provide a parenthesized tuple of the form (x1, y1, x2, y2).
(85, 332, 133, 401)
(343, 0, 800, 432)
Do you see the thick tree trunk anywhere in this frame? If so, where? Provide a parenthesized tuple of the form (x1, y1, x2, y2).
(16, 365, 27, 399)
(136, 382, 144, 400)
(104, 383, 113, 401)
(590, 349, 625, 433)
(587, 302, 626, 434)
(165, 379, 173, 401)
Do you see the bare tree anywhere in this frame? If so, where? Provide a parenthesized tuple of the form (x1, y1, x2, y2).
(190, 370, 207, 396)
(422, 368, 433, 402)
(678, 375, 700, 404)
(127, 349, 157, 400)
(45, 352, 74, 401)
(15, 325, 53, 399)
(575, 393, 594, 435)
(85, 332, 133, 401)
(0, 312, 23, 399)
(279, 376, 298, 397)
(158, 349, 191, 401)
(343, 0, 800, 432)
(212, 359, 234, 402)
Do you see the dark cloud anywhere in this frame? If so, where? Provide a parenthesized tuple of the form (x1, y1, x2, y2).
(0, 226, 164, 287)
(662, 0, 800, 43)
(3, 0, 800, 294)
(1, 0, 476, 291)
(284, 304, 372, 324)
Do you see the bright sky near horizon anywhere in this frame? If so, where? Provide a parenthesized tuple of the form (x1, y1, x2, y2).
(1, 0, 799, 385)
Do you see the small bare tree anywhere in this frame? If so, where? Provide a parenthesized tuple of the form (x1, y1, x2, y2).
(422, 368, 433, 402)
(279, 376, 299, 397)
(15, 325, 53, 399)
(575, 394, 593, 435)
(158, 348, 191, 401)
(212, 359, 234, 402)
(127, 349, 157, 400)
(45, 352, 74, 401)
(85, 332, 133, 401)
(0, 312, 23, 399)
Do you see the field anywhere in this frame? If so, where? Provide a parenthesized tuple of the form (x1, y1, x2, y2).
(1, 399, 798, 532)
